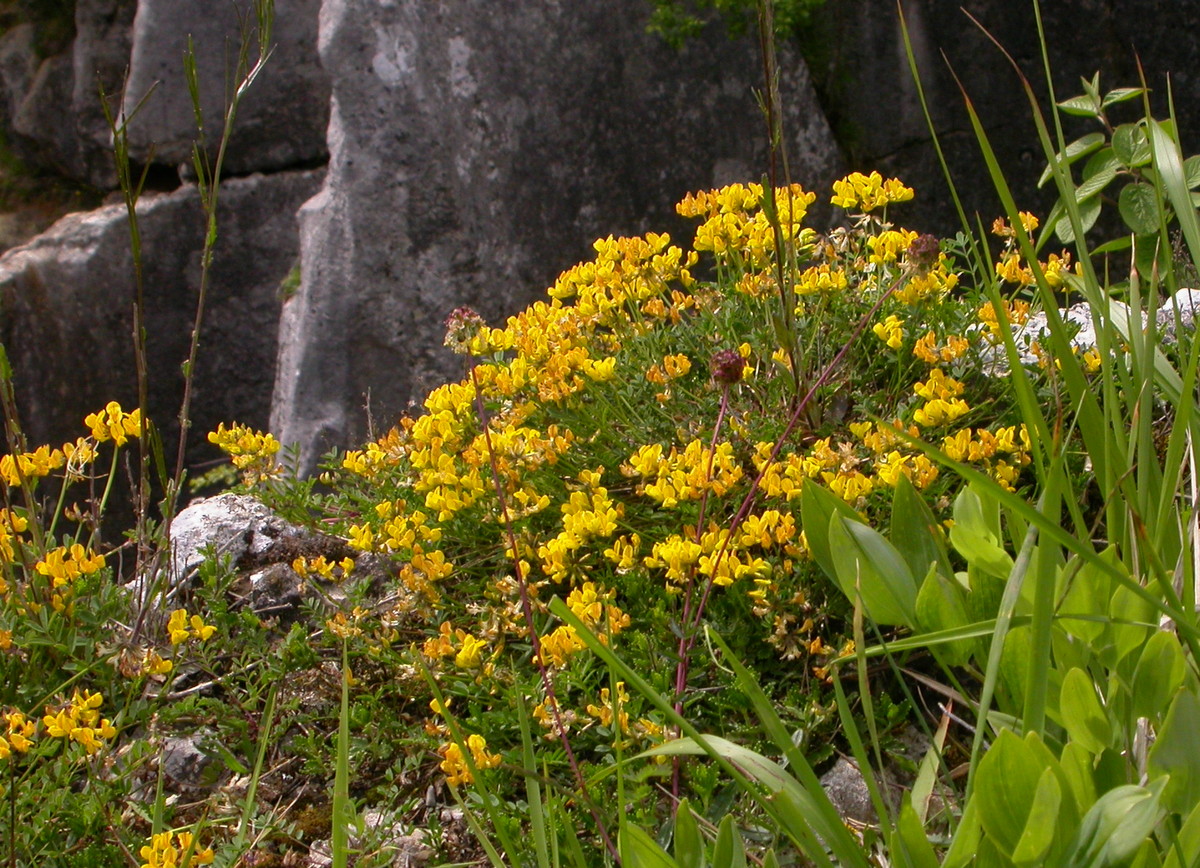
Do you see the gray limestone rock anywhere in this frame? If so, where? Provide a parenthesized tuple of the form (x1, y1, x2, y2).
(6, 0, 134, 188)
(122, 0, 329, 176)
(800, 1, 1200, 235)
(270, 0, 845, 475)
(167, 492, 292, 589)
(0, 168, 324, 472)
(0, 23, 37, 129)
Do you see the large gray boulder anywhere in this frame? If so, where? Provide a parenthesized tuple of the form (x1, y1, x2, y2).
(799, 1, 1200, 235)
(0, 168, 324, 464)
(7, 0, 135, 189)
(122, 0, 329, 176)
(270, 0, 845, 475)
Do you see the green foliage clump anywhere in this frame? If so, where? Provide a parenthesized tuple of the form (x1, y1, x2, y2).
(647, 0, 824, 49)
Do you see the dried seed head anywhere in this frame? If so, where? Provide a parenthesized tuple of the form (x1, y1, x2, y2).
(444, 306, 486, 355)
(906, 234, 941, 273)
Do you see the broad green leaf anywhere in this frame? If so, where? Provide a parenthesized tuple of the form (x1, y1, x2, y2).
(673, 799, 705, 868)
(1012, 767, 1062, 868)
(1149, 117, 1200, 280)
(800, 481, 863, 584)
(891, 473, 952, 585)
(1119, 183, 1163, 236)
(828, 514, 917, 627)
(1058, 94, 1102, 117)
(1055, 195, 1102, 243)
(1163, 799, 1200, 868)
(1101, 87, 1146, 108)
(1148, 689, 1200, 815)
(1059, 741, 1099, 818)
(1128, 839, 1163, 868)
(1109, 584, 1156, 662)
(1184, 154, 1200, 189)
(622, 824, 679, 868)
(1039, 132, 1106, 187)
(942, 797, 983, 868)
(896, 797, 939, 868)
(1060, 667, 1112, 755)
(1057, 553, 1113, 643)
(950, 488, 1013, 579)
(1131, 631, 1187, 723)
(915, 564, 973, 665)
(712, 815, 746, 868)
(1066, 781, 1165, 868)
(974, 729, 1046, 858)
(1076, 148, 1121, 200)
(1090, 235, 1133, 255)
(1113, 123, 1152, 167)
(999, 625, 1034, 714)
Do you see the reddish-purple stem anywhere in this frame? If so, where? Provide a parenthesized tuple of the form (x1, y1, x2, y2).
(668, 273, 905, 792)
(466, 360, 619, 863)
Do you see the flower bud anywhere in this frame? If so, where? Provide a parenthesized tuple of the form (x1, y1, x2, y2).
(710, 349, 744, 385)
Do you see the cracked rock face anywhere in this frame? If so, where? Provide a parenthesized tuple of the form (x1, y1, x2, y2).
(269, 0, 844, 475)
(122, 0, 329, 175)
(0, 170, 324, 466)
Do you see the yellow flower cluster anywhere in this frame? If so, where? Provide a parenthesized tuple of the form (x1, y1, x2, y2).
(796, 262, 849, 295)
(565, 581, 631, 635)
(977, 298, 1032, 342)
(1, 445, 63, 487)
(0, 508, 28, 564)
(623, 440, 744, 507)
(830, 171, 914, 212)
(644, 525, 770, 590)
(537, 487, 620, 582)
(292, 554, 356, 583)
(341, 427, 406, 480)
(991, 212, 1040, 237)
(914, 331, 970, 365)
(538, 624, 586, 667)
(424, 621, 493, 673)
(138, 830, 214, 868)
(207, 423, 281, 483)
(896, 254, 958, 304)
(913, 369, 970, 428)
(42, 689, 116, 755)
(33, 543, 105, 613)
(677, 182, 817, 268)
(751, 443, 833, 502)
(873, 314, 904, 349)
(167, 608, 216, 645)
(84, 401, 143, 446)
(942, 425, 1032, 491)
(0, 709, 35, 759)
(438, 733, 502, 786)
(867, 228, 919, 267)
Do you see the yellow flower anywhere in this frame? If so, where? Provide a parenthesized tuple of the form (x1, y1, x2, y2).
(1, 445, 66, 486)
(538, 624, 586, 667)
(35, 544, 105, 588)
(914, 398, 971, 428)
(168, 609, 216, 645)
(84, 402, 143, 446)
(872, 315, 904, 350)
(830, 172, 914, 212)
(139, 830, 214, 868)
(208, 422, 281, 482)
(867, 229, 919, 266)
(454, 633, 487, 669)
(439, 733, 502, 786)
